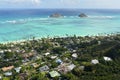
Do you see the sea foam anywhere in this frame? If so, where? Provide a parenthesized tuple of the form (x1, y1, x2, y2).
(88, 16, 115, 19)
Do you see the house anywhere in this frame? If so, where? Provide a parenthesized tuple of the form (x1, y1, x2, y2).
(4, 72, 12, 76)
(57, 63, 69, 74)
(22, 58, 29, 63)
(79, 66, 85, 71)
(0, 50, 4, 57)
(67, 64, 76, 71)
(31, 63, 39, 68)
(0, 76, 2, 79)
(18, 73, 28, 80)
(39, 65, 49, 72)
(98, 41, 101, 45)
(72, 53, 78, 58)
(49, 71, 60, 77)
(2, 66, 14, 72)
(103, 56, 112, 61)
(56, 59, 63, 64)
(16, 50, 20, 53)
(22, 52, 35, 58)
(32, 55, 41, 60)
(91, 59, 99, 64)
(44, 52, 50, 56)
(57, 63, 76, 74)
(0, 50, 4, 54)
(7, 49, 12, 52)
(41, 62, 45, 64)
(14, 67, 22, 73)
(72, 50, 76, 53)
(51, 56, 57, 59)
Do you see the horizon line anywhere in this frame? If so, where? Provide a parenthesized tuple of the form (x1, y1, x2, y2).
(0, 8, 120, 10)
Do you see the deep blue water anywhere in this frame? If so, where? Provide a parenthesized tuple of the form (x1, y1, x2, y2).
(0, 9, 120, 20)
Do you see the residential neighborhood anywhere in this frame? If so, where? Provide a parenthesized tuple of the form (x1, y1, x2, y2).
(0, 34, 120, 80)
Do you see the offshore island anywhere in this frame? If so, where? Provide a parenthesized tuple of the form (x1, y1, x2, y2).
(0, 33, 120, 80)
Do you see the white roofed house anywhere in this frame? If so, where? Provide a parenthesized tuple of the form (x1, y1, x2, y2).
(91, 59, 99, 64)
(67, 64, 76, 71)
(51, 56, 57, 59)
(0, 50, 5, 57)
(98, 41, 101, 45)
(44, 52, 50, 56)
(7, 49, 12, 52)
(0, 76, 2, 79)
(0, 50, 4, 54)
(4, 72, 12, 76)
(14, 67, 22, 73)
(72, 53, 78, 58)
(103, 56, 112, 61)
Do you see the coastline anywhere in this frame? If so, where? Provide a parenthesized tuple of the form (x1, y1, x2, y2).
(1, 32, 119, 45)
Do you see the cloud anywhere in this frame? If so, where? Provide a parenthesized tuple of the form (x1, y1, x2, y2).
(1, 0, 41, 5)
(32, 0, 41, 5)
(60, 0, 80, 5)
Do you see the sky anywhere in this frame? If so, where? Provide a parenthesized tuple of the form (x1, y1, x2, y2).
(0, 0, 120, 9)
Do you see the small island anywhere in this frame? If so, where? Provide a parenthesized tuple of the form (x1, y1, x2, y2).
(49, 13, 64, 18)
(79, 13, 88, 18)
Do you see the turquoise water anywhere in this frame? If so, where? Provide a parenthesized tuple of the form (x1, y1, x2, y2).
(0, 9, 120, 42)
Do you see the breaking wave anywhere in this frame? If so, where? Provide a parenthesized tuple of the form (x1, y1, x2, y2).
(88, 16, 115, 19)
(0, 15, 117, 24)
(0, 18, 49, 24)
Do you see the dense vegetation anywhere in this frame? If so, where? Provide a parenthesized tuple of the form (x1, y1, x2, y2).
(0, 34, 120, 80)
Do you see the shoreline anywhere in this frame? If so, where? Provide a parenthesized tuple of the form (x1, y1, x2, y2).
(0, 32, 119, 45)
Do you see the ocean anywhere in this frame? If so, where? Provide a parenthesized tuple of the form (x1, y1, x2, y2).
(0, 9, 120, 43)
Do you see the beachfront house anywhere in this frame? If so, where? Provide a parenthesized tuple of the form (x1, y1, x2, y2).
(103, 56, 112, 61)
(39, 65, 49, 72)
(49, 71, 60, 77)
(14, 67, 22, 73)
(91, 59, 99, 64)
(4, 72, 12, 76)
